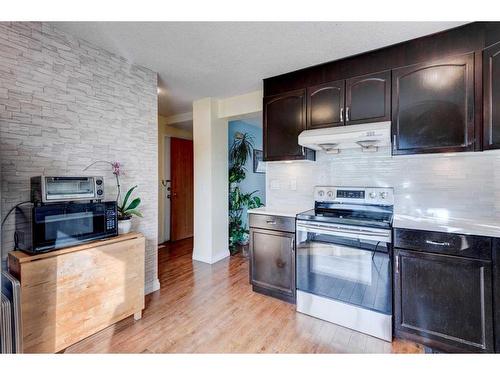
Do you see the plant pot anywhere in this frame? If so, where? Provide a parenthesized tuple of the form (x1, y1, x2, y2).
(240, 243, 250, 258)
(118, 218, 132, 234)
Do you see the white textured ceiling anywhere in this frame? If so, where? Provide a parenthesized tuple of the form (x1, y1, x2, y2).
(53, 22, 467, 116)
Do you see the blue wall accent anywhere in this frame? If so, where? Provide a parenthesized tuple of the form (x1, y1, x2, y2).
(228, 119, 265, 228)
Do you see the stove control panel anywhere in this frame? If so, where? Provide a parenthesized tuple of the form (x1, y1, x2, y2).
(314, 186, 394, 205)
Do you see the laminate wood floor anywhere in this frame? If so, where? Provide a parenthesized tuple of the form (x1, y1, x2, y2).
(65, 238, 423, 354)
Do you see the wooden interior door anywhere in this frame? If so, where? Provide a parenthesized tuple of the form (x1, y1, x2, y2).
(170, 137, 194, 241)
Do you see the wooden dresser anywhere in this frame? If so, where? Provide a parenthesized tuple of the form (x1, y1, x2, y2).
(8, 232, 145, 353)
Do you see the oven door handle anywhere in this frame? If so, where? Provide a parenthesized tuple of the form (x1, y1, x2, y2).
(297, 223, 388, 238)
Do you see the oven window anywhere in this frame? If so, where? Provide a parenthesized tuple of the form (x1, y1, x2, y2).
(296, 229, 392, 315)
(45, 177, 94, 198)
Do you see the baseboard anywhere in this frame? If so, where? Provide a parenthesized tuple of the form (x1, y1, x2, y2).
(192, 249, 229, 264)
(145, 278, 160, 295)
(211, 250, 230, 264)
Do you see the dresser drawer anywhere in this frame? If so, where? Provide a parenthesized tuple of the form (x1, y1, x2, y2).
(249, 214, 295, 233)
(394, 228, 491, 260)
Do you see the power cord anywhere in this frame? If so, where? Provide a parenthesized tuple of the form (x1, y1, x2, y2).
(1, 201, 31, 229)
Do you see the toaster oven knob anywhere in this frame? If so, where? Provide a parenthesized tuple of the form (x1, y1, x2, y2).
(96, 179, 103, 185)
(369, 192, 377, 199)
(318, 190, 325, 198)
(97, 189, 103, 195)
(380, 191, 388, 199)
(327, 190, 334, 198)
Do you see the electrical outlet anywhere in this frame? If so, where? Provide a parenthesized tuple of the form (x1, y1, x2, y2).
(270, 180, 280, 190)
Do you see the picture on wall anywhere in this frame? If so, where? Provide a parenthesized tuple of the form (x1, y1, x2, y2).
(253, 149, 265, 174)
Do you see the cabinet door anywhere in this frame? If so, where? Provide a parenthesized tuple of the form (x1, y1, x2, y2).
(494, 239, 500, 353)
(345, 70, 391, 125)
(307, 80, 345, 129)
(263, 89, 313, 161)
(392, 53, 475, 155)
(483, 42, 500, 150)
(250, 228, 295, 299)
(394, 248, 494, 353)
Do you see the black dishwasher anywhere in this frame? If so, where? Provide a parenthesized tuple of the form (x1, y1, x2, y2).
(393, 228, 494, 353)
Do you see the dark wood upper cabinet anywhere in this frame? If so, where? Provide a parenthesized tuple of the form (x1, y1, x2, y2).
(306, 80, 345, 129)
(263, 89, 314, 161)
(392, 53, 475, 155)
(345, 70, 391, 125)
(483, 42, 500, 150)
(394, 248, 494, 353)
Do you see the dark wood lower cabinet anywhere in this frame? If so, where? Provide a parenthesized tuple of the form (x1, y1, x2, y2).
(493, 239, 500, 353)
(249, 215, 295, 303)
(394, 247, 494, 353)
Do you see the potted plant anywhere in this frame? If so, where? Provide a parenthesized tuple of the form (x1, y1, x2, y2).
(117, 185, 143, 234)
(228, 132, 264, 255)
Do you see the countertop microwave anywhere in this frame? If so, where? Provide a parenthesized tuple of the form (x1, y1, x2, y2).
(14, 201, 118, 254)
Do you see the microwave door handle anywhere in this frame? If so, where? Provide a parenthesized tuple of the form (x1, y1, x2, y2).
(297, 223, 381, 237)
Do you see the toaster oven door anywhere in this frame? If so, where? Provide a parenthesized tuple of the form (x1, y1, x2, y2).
(43, 177, 99, 202)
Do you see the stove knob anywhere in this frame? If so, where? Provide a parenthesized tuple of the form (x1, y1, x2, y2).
(327, 190, 334, 198)
(380, 191, 388, 199)
(369, 192, 377, 199)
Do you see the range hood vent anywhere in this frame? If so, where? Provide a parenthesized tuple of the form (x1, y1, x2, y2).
(298, 121, 391, 154)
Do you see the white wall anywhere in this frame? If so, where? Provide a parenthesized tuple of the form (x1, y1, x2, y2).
(192, 91, 262, 264)
(192, 98, 229, 264)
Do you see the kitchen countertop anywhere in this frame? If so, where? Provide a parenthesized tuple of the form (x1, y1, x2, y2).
(247, 206, 311, 218)
(249, 208, 500, 238)
(393, 214, 500, 238)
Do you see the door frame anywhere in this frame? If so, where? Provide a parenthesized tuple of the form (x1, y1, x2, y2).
(161, 134, 193, 243)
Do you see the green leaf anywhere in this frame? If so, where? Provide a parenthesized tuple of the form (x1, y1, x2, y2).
(126, 197, 141, 211)
(120, 185, 137, 211)
(124, 208, 143, 218)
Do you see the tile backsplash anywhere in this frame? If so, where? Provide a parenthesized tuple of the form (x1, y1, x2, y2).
(266, 147, 500, 223)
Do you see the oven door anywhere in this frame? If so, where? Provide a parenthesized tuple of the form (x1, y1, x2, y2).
(296, 220, 392, 315)
(33, 202, 108, 251)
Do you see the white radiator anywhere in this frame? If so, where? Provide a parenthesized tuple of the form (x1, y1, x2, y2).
(1, 270, 22, 353)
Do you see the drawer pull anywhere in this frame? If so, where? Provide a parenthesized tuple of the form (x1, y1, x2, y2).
(425, 240, 451, 247)
(266, 220, 277, 225)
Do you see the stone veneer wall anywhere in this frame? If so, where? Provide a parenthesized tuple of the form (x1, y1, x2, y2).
(0, 22, 160, 293)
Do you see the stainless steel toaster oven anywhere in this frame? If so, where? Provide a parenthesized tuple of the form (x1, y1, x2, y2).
(31, 176, 104, 203)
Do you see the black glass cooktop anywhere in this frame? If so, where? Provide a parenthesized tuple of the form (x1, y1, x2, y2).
(296, 202, 393, 229)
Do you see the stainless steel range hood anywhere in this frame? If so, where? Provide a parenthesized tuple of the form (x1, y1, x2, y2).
(298, 121, 391, 154)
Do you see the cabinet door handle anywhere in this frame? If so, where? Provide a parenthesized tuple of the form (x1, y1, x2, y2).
(345, 106, 350, 122)
(395, 255, 399, 274)
(291, 237, 295, 252)
(340, 107, 344, 122)
(392, 134, 397, 152)
(425, 240, 451, 247)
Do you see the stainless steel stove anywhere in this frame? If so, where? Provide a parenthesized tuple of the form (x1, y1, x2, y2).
(295, 186, 394, 341)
